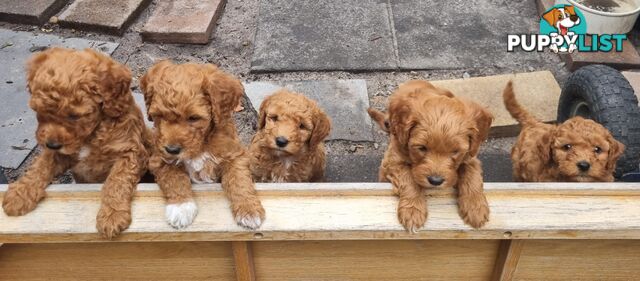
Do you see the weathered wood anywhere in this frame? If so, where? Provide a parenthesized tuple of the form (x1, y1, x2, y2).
(232, 241, 256, 281)
(1, 183, 640, 243)
(491, 240, 525, 281)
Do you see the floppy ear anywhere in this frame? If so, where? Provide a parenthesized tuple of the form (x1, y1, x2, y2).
(90, 49, 132, 118)
(201, 64, 244, 123)
(537, 129, 556, 165)
(606, 136, 625, 171)
(466, 101, 494, 157)
(25, 49, 51, 87)
(140, 60, 172, 122)
(367, 108, 389, 133)
(388, 97, 416, 151)
(309, 107, 331, 148)
(542, 9, 558, 26)
(257, 94, 274, 130)
(565, 5, 575, 14)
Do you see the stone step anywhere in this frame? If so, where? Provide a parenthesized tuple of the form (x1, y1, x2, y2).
(563, 40, 640, 71)
(0, 0, 68, 24)
(141, 0, 226, 44)
(58, 0, 152, 35)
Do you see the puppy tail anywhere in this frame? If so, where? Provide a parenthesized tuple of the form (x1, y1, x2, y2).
(502, 80, 538, 127)
(367, 108, 389, 133)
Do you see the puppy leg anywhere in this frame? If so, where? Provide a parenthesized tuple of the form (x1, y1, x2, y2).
(456, 158, 490, 228)
(3, 150, 71, 216)
(96, 153, 141, 238)
(222, 154, 265, 229)
(153, 162, 197, 229)
(390, 168, 427, 233)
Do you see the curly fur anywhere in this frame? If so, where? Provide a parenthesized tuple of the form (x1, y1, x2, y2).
(140, 61, 265, 230)
(249, 90, 331, 182)
(1, 48, 149, 238)
(503, 81, 624, 182)
(369, 80, 493, 232)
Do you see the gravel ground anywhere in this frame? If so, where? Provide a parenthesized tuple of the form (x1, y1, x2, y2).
(0, 0, 569, 182)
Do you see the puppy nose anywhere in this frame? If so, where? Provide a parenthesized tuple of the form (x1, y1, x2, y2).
(570, 15, 579, 22)
(275, 136, 289, 148)
(45, 141, 62, 150)
(427, 176, 444, 186)
(577, 161, 591, 172)
(164, 145, 182, 155)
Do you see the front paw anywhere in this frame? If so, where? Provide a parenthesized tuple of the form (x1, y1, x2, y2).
(233, 198, 265, 230)
(2, 183, 43, 216)
(458, 194, 490, 229)
(96, 206, 132, 239)
(165, 200, 198, 229)
(397, 204, 427, 234)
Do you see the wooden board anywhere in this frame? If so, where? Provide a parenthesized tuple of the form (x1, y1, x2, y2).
(0, 242, 236, 280)
(1, 183, 640, 242)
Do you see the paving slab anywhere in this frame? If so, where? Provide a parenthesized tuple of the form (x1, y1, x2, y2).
(141, 0, 226, 44)
(621, 71, 640, 100)
(0, 29, 119, 169)
(58, 0, 152, 35)
(391, 0, 546, 69)
(0, 0, 68, 24)
(251, 0, 396, 72)
(564, 40, 640, 71)
(536, 0, 555, 15)
(244, 79, 373, 142)
(431, 71, 561, 137)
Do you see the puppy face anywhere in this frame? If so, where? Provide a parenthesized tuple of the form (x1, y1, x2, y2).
(258, 90, 330, 155)
(140, 61, 242, 160)
(389, 81, 492, 189)
(547, 117, 624, 181)
(26, 48, 131, 155)
(542, 6, 580, 33)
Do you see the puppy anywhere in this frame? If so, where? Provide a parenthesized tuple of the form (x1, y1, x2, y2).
(140, 61, 265, 230)
(503, 81, 624, 182)
(542, 5, 581, 36)
(249, 90, 331, 182)
(369, 80, 493, 232)
(2, 48, 149, 238)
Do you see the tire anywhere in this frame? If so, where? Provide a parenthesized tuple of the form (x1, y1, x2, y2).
(558, 64, 640, 177)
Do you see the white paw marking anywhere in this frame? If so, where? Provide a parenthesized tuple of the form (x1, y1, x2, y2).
(236, 214, 263, 230)
(165, 201, 198, 229)
(183, 152, 219, 183)
(78, 146, 90, 160)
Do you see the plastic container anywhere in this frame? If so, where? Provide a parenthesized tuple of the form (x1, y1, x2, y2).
(555, 0, 640, 34)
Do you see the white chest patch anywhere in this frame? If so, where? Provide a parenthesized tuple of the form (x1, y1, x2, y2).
(183, 152, 220, 184)
(78, 146, 91, 160)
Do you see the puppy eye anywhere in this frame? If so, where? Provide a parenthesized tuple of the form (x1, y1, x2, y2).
(594, 146, 602, 154)
(187, 115, 202, 122)
(417, 146, 428, 152)
(299, 123, 306, 130)
(452, 150, 460, 155)
(269, 115, 278, 122)
(67, 114, 80, 121)
(563, 144, 572, 151)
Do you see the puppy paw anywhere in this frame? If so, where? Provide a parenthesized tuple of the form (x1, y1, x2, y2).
(96, 206, 132, 239)
(165, 201, 198, 229)
(397, 205, 427, 234)
(2, 184, 43, 216)
(233, 199, 266, 230)
(458, 195, 490, 229)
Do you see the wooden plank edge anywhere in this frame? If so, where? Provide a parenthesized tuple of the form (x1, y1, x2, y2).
(491, 240, 525, 281)
(231, 241, 256, 281)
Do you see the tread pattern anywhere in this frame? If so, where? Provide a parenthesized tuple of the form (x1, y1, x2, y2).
(559, 64, 640, 176)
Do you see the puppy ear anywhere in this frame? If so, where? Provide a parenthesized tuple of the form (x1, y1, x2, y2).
(606, 136, 625, 171)
(91, 49, 132, 118)
(537, 129, 556, 164)
(466, 101, 494, 157)
(367, 108, 389, 133)
(140, 60, 172, 122)
(309, 108, 331, 148)
(542, 9, 558, 26)
(257, 94, 274, 130)
(201, 64, 243, 123)
(388, 99, 416, 150)
(26, 49, 51, 87)
(565, 5, 575, 14)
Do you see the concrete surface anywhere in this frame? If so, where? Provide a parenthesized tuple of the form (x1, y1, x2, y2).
(141, 0, 226, 44)
(564, 40, 640, 71)
(244, 79, 374, 142)
(431, 71, 561, 137)
(0, 0, 68, 24)
(58, 0, 152, 35)
(251, 0, 397, 72)
(0, 29, 118, 169)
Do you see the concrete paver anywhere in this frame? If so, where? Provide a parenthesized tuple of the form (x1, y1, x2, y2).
(58, 0, 152, 35)
(0, 29, 119, 169)
(244, 79, 374, 142)
(251, 0, 397, 72)
(141, 0, 226, 44)
(0, 0, 68, 24)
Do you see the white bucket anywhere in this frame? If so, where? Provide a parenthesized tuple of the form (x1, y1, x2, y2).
(554, 0, 640, 34)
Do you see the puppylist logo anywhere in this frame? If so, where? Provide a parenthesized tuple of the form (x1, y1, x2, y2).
(508, 4, 627, 53)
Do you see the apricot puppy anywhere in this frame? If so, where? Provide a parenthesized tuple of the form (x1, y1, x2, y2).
(2, 48, 149, 238)
(369, 80, 493, 232)
(503, 81, 624, 182)
(140, 61, 265, 229)
(249, 90, 331, 182)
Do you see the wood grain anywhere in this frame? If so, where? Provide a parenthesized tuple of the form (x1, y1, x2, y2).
(232, 241, 256, 281)
(491, 240, 525, 281)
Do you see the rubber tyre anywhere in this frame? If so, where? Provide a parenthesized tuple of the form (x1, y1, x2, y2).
(558, 64, 640, 177)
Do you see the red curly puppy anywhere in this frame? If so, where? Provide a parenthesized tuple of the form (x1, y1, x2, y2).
(2, 48, 148, 238)
(249, 90, 331, 182)
(140, 61, 265, 229)
(369, 80, 493, 232)
(503, 81, 624, 182)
